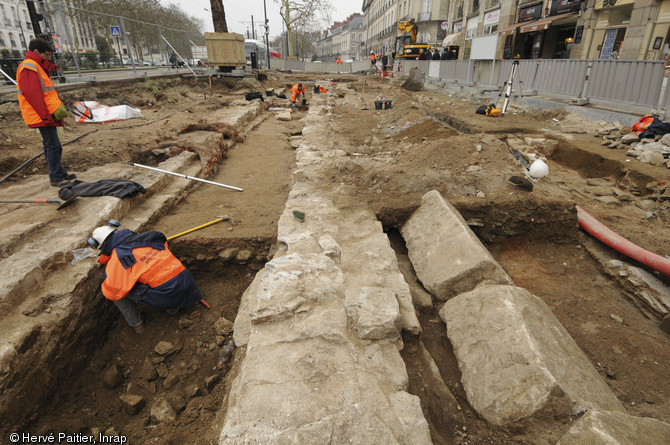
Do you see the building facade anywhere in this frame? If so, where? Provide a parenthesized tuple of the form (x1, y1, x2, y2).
(0, 0, 97, 56)
(0, 0, 35, 56)
(354, 0, 670, 62)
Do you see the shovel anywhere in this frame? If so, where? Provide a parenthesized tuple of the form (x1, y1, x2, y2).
(0, 195, 78, 210)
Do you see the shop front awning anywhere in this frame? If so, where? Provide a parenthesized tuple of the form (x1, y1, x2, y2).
(498, 23, 524, 37)
(442, 32, 462, 46)
(519, 12, 578, 33)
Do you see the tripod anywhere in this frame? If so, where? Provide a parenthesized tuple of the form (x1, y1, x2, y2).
(495, 57, 524, 116)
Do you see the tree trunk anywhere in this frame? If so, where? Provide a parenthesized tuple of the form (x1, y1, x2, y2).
(210, 0, 228, 33)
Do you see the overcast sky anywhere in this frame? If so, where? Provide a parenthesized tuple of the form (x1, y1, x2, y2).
(161, 0, 364, 39)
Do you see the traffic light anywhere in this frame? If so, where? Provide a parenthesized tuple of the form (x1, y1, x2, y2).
(25, 0, 44, 36)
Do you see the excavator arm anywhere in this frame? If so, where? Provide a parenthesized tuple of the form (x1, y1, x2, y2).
(397, 19, 418, 43)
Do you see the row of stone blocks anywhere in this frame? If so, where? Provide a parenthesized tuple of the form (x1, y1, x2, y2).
(401, 190, 670, 443)
(220, 101, 431, 443)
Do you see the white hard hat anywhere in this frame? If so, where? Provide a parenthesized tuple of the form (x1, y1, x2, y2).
(371, 51, 374, 54)
(88, 220, 120, 249)
(529, 159, 549, 179)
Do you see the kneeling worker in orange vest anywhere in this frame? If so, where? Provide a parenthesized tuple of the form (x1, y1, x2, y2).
(88, 221, 203, 333)
(290, 83, 306, 108)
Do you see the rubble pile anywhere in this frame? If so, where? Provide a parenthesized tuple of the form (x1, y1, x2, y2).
(600, 124, 670, 169)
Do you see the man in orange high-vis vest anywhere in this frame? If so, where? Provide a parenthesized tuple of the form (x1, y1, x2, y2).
(290, 83, 305, 107)
(88, 222, 203, 333)
(17, 38, 76, 187)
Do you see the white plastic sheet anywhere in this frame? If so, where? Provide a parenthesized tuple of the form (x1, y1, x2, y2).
(71, 101, 142, 123)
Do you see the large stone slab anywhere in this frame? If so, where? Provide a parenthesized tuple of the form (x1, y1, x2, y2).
(401, 190, 512, 301)
(440, 285, 625, 425)
(557, 410, 670, 445)
(220, 338, 430, 445)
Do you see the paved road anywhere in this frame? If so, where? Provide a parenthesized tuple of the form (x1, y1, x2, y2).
(0, 65, 204, 97)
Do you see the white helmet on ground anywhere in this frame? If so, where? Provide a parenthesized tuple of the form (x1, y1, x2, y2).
(88, 220, 120, 249)
(529, 159, 549, 179)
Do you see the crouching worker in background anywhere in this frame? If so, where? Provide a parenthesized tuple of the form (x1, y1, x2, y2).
(88, 221, 203, 333)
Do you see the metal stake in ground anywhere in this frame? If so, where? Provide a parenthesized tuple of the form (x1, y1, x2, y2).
(0, 195, 78, 210)
(128, 163, 243, 192)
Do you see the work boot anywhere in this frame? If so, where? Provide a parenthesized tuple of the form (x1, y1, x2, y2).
(64, 173, 77, 181)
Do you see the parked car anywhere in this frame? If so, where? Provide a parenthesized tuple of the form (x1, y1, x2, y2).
(121, 58, 151, 66)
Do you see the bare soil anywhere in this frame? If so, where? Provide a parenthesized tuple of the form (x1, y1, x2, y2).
(1, 71, 670, 444)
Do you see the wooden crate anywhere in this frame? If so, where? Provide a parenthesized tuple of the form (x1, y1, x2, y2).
(205, 32, 245, 68)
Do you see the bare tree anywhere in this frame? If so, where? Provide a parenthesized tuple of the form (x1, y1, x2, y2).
(209, 0, 228, 33)
(276, 0, 331, 57)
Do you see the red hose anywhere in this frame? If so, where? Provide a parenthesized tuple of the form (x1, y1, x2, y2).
(576, 205, 670, 278)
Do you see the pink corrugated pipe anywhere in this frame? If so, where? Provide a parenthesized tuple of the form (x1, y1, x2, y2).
(576, 205, 670, 278)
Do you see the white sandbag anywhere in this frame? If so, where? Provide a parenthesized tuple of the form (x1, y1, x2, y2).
(72, 101, 142, 123)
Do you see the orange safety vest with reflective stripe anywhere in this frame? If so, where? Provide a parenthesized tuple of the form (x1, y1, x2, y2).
(291, 84, 305, 103)
(98, 242, 185, 301)
(16, 59, 64, 126)
(632, 114, 655, 135)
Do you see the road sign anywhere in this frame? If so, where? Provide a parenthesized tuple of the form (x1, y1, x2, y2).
(110, 26, 121, 37)
(440, 21, 449, 30)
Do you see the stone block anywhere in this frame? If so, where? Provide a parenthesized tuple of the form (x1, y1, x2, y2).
(557, 410, 670, 445)
(250, 253, 343, 323)
(345, 286, 401, 340)
(440, 285, 625, 425)
(401, 190, 512, 301)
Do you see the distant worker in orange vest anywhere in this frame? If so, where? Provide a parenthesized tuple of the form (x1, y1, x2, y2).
(290, 83, 306, 107)
(370, 51, 377, 71)
(17, 38, 75, 187)
(336, 57, 342, 63)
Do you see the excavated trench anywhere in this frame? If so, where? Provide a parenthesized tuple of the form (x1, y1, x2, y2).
(15, 238, 272, 443)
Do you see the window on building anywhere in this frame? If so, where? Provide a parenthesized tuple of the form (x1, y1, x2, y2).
(0, 33, 6, 48)
(471, 0, 479, 15)
(489, 0, 500, 7)
(11, 6, 18, 23)
(9, 33, 17, 48)
(483, 24, 498, 35)
(19, 34, 26, 49)
(0, 5, 7, 24)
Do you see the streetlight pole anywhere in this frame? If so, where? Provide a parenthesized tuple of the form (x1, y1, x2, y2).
(263, 0, 270, 67)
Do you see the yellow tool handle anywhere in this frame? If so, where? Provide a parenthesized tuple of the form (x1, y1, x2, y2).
(167, 217, 224, 241)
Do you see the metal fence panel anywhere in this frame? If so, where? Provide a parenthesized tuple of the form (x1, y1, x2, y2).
(532, 59, 588, 96)
(454, 61, 473, 83)
(401, 59, 419, 75)
(285, 59, 305, 71)
(270, 59, 286, 70)
(586, 60, 664, 106)
(472, 60, 500, 85)
(661, 77, 670, 110)
(351, 61, 369, 72)
(438, 60, 457, 80)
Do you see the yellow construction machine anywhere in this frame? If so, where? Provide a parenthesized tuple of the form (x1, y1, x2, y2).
(395, 19, 430, 59)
